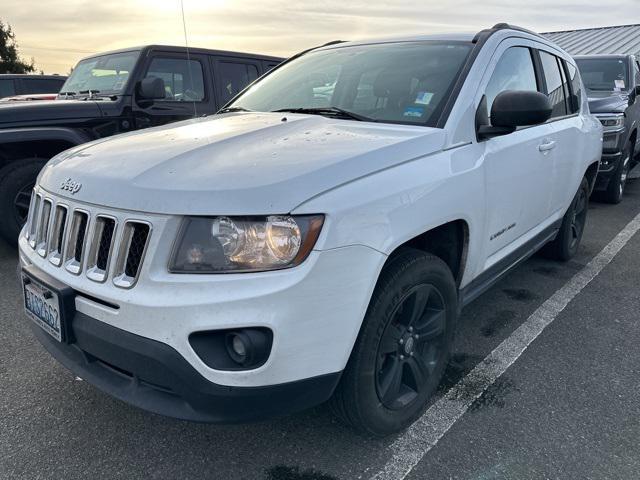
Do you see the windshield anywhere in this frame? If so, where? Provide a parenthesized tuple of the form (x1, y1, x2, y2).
(60, 51, 140, 95)
(575, 58, 629, 92)
(228, 41, 472, 126)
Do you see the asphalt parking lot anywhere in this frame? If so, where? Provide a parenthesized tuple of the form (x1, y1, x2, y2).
(2, 174, 640, 480)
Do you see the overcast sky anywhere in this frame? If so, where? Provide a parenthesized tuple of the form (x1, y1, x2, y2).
(3, 0, 637, 74)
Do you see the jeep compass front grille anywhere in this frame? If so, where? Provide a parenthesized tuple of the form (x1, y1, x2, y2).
(25, 192, 152, 289)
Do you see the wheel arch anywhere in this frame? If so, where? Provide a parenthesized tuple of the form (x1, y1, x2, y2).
(0, 128, 91, 170)
(385, 219, 470, 287)
(584, 160, 600, 195)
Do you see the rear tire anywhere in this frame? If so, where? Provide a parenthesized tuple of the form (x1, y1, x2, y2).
(603, 142, 632, 204)
(543, 177, 589, 262)
(0, 159, 46, 245)
(329, 249, 458, 436)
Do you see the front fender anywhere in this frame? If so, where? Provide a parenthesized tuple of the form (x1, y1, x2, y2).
(0, 127, 92, 146)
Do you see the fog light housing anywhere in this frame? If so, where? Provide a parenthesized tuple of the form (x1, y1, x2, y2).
(189, 327, 273, 371)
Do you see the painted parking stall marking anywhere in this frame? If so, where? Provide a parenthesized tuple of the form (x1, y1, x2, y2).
(372, 212, 640, 480)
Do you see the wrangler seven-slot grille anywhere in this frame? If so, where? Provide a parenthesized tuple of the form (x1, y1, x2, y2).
(25, 191, 151, 288)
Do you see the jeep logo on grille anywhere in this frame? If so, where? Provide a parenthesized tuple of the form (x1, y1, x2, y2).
(60, 178, 82, 194)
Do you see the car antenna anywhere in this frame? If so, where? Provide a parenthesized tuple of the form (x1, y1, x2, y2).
(180, 0, 198, 118)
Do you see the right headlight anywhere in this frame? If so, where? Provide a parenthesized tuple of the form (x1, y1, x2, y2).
(597, 114, 625, 132)
(169, 215, 324, 273)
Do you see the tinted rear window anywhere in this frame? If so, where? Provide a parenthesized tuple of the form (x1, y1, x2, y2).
(22, 78, 65, 94)
(0, 79, 16, 98)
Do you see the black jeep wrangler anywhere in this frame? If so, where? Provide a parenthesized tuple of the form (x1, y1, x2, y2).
(575, 54, 640, 203)
(0, 45, 282, 243)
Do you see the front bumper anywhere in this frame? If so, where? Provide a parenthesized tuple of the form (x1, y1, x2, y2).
(594, 130, 625, 190)
(29, 299, 341, 422)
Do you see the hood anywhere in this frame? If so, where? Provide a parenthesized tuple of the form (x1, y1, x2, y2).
(0, 99, 103, 125)
(38, 112, 446, 215)
(587, 92, 629, 114)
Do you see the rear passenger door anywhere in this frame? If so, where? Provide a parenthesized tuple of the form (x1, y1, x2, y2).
(537, 50, 585, 213)
(212, 57, 261, 108)
(479, 44, 555, 262)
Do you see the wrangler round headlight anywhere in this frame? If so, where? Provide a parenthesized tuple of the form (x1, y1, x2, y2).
(170, 215, 324, 273)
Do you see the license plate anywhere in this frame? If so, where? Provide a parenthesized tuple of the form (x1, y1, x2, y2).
(22, 275, 64, 342)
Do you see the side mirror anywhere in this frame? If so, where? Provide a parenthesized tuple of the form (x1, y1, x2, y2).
(635, 85, 640, 96)
(137, 77, 166, 100)
(477, 90, 552, 140)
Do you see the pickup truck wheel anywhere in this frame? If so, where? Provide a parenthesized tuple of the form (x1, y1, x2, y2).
(603, 143, 632, 204)
(330, 249, 457, 436)
(543, 177, 589, 262)
(0, 159, 47, 245)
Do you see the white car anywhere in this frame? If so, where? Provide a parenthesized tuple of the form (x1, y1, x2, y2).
(18, 24, 602, 436)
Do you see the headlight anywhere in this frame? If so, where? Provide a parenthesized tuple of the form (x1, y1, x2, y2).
(170, 215, 324, 273)
(597, 114, 625, 131)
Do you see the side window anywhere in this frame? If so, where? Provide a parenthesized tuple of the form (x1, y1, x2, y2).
(218, 62, 259, 104)
(22, 78, 65, 94)
(144, 57, 205, 102)
(0, 79, 16, 98)
(539, 51, 568, 118)
(565, 62, 582, 113)
(485, 47, 538, 118)
(634, 61, 640, 85)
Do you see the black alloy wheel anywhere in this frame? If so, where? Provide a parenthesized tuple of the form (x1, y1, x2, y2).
(375, 283, 447, 410)
(568, 181, 588, 253)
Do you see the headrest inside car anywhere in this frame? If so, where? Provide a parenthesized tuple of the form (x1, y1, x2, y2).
(373, 69, 412, 98)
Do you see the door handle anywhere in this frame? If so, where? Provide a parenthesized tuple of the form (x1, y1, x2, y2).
(538, 140, 556, 152)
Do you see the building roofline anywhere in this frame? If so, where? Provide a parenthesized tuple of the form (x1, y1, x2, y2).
(544, 23, 640, 35)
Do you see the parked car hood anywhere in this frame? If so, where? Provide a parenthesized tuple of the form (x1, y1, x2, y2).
(587, 92, 629, 114)
(0, 99, 103, 124)
(38, 112, 446, 215)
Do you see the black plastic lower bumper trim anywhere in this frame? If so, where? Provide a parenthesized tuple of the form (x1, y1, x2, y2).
(29, 310, 341, 423)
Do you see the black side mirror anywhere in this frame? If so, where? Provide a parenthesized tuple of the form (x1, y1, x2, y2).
(635, 85, 640, 96)
(477, 90, 552, 140)
(137, 77, 166, 100)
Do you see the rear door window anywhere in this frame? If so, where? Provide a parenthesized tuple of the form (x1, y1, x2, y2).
(217, 61, 259, 104)
(540, 51, 568, 119)
(144, 57, 205, 102)
(565, 62, 582, 113)
(0, 79, 16, 98)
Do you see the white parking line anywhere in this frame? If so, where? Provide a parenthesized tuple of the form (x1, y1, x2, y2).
(372, 212, 640, 480)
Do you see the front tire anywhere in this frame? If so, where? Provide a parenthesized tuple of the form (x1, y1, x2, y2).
(0, 159, 46, 245)
(330, 249, 457, 436)
(543, 177, 589, 261)
(603, 142, 632, 204)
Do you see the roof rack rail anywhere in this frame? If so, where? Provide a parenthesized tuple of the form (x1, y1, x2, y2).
(473, 22, 542, 43)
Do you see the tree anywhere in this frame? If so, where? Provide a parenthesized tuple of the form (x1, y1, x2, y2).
(0, 19, 35, 74)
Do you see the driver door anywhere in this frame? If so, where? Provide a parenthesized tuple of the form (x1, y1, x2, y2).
(133, 53, 215, 129)
(479, 44, 555, 267)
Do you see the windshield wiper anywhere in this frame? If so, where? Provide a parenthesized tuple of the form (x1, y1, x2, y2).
(58, 91, 76, 96)
(218, 106, 252, 113)
(273, 106, 371, 122)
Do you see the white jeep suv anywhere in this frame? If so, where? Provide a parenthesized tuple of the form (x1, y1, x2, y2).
(18, 24, 602, 436)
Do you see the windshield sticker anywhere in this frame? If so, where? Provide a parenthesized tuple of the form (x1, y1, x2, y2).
(615, 79, 626, 90)
(403, 106, 424, 118)
(415, 91, 434, 105)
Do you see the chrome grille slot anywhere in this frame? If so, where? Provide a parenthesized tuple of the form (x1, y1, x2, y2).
(24, 190, 37, 242)
(113, 222, 151, 289)
(64, 210, 89, 275)
(48, 205, 68, 266)
(35, 200, 52, 257)
(86, 216, 116, 283)
(28, 194, 42, 248)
